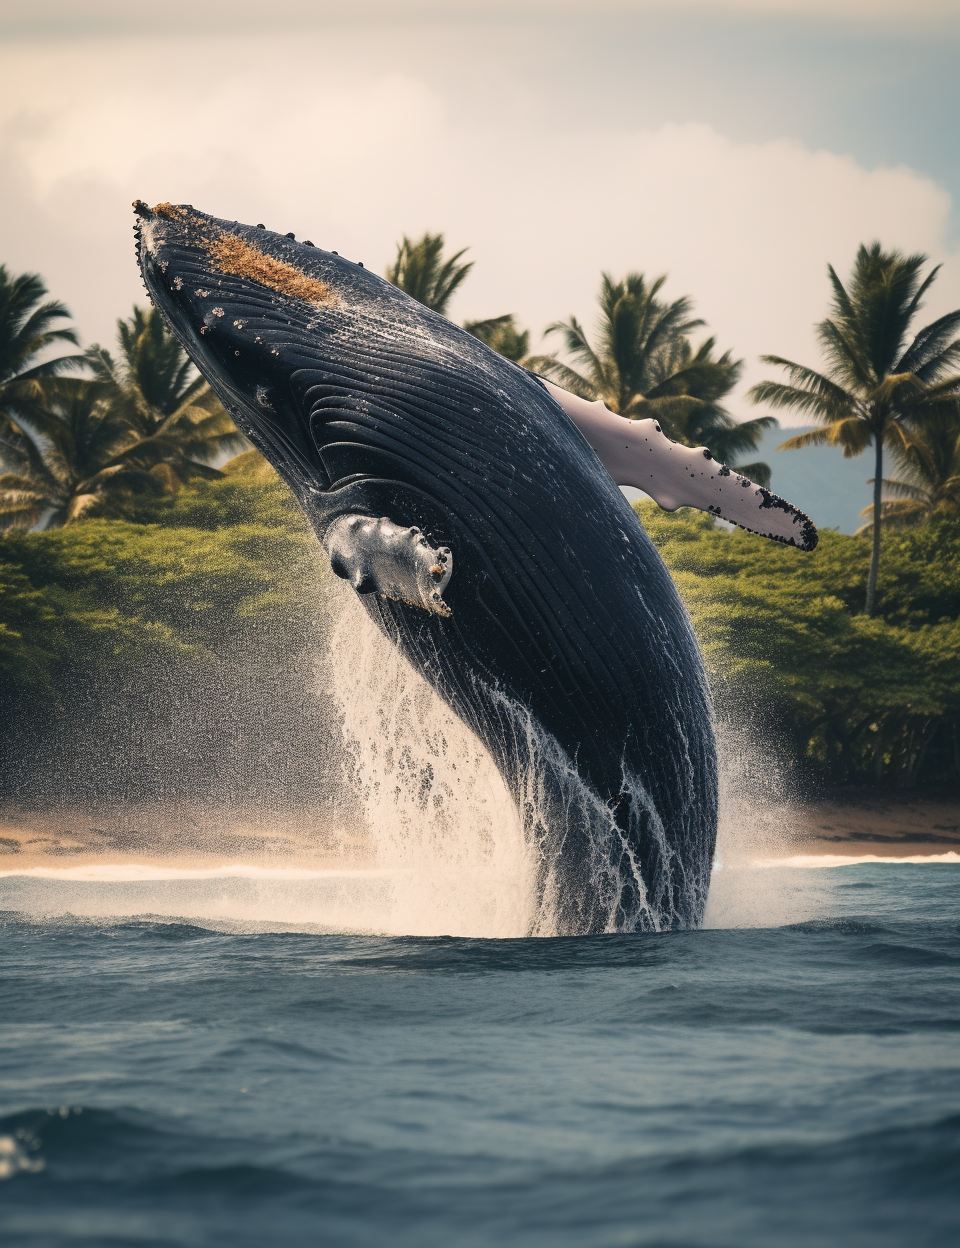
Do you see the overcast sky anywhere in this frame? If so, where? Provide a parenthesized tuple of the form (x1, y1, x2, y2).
(3, 0, 960, 420)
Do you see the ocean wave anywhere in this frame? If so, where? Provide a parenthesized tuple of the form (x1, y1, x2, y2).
(2, 1103, 957, 1247)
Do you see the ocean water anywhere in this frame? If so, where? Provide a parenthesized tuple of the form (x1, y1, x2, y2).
(1, 861, 958, 1248)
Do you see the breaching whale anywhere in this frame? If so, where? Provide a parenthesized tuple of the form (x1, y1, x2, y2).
(134, 202, 815, 933)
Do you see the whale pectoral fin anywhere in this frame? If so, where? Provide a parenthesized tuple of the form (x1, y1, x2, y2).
(615, 423, 820, 552)
(323, 514, 454, 617)
(538, 377, 818, 552)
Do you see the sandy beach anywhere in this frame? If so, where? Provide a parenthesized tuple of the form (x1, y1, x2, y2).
(1, 793, 958, 874)
(0, 805, 364, 874)
(781, 792, 960, 860)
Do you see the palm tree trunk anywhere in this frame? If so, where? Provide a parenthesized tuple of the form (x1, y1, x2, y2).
(865, 435, 883, 616)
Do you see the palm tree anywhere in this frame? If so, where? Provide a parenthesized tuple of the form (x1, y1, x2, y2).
(749, 242, 960, 615)
(527, 272, 774, 484)
(0, 377, 163, 529)
(0, 264, 81, 446)
(86, 306, 245, 485)
(856, 404, 960, 531)
(385, 233, 473, 315)
(463, 314, 530, 362)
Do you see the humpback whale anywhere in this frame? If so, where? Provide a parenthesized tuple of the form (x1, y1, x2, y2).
(134, 202, 815, 933)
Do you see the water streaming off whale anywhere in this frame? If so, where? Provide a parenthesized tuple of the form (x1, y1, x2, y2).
(328, 589, 727, 937)
(325, 592, 540, 937)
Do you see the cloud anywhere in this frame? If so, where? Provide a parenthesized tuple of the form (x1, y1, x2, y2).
(1, 32, 958, 417)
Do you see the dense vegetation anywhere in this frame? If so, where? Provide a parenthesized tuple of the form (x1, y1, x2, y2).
(639, 504, 960, 789)
(0, 477, 343, 807)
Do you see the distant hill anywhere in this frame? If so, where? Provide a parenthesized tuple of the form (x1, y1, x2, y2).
(755, 426, 873, 535)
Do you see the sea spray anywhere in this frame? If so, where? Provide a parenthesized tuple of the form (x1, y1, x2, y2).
(325, 592, 700, 936)
(704, 720, 833, 928)
(0, 597, 832, 934)
(325, 593, 539, 937)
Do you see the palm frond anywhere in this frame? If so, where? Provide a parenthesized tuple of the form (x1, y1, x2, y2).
(776, 428, 829, 450)
(524, 356, 597, 399)
(463, 314, 530, 362)
(385, 233, 473, 315)
(856, 498, 928, 532)
(0, 473, 52, 530)
(897, 308, 960, 376)
(543, 317, 608, 393)
(748, 379, 847, 423)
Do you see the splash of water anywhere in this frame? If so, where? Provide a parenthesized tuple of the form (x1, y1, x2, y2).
(324, 594, 539, 937)
(323, 593, 706, 937)
(703, 721, 833, 928)
(326, 594, 836, 935)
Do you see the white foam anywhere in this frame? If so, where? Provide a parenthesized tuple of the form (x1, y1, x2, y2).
(703, 725, 835, 929)
(0, 867, 426, 932)
(752, 851, 960, 868)
(323, 593, 541, 937)
(325, 592, 709, 936)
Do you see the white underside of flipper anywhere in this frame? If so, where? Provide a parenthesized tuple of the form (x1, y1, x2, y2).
(541, 379, 817, 551)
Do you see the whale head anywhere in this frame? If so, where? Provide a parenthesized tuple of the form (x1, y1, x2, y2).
(133, 200, 500, 518)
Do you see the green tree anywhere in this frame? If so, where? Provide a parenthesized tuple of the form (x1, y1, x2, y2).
(463, 313, 530, 362)
(0, 264, 80, 430)
(857, 403, 960, 531)
(749, 243, 960, 616)
(0, 377, 159, 530)
(0, 556, 58, 706)
(385, 232, 473, 314)
(0, 477, 334, 805)
(86, 306, 244, 487)
(527, 273, 774, 484)
(0, 265, 85, 523)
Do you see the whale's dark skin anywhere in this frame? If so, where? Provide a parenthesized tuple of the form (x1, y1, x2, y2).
(134, 202, 717, 933)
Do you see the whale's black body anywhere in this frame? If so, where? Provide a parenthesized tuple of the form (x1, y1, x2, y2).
(135, 203, 717, 933)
